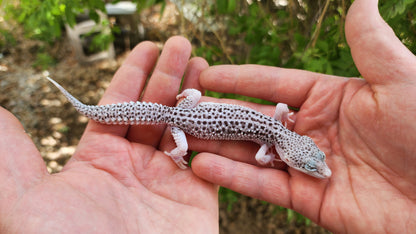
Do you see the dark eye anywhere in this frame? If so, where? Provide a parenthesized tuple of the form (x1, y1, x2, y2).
(304, 163, 317, 172)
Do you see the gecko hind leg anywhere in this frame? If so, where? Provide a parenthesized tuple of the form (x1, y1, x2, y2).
(164, 127, 189, 169)
(164, 89, 202, 169)
(176, 89, 201, 109)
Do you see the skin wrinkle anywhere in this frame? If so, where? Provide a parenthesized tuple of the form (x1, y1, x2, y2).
(233, 65, 245, 95)
(118, 63, 147, 92)
(370, 93, 416, 181)
(90, 157, 133, 187)
(265, 70, 280, 103)
(343, 85, 409, 194)
(341, 111, 400, 232)
(334, 80, 368, 232)
(112, 189, 141, 232)
(326, 77, 359, 158)
(299, 79, 343, 133)
(346, 159, 364, 232)
(263, 170, 291, 207)
(212, 157, 232, 191)
(227, 161, 260, 198)
(317, 178, 332, 226)
(128, 143, 147, 181)
(5, 175, 47, 220)
(251, 168, 263, 200)
(57, 174, 112, 213)
(145, 71, 179, 101)
(76, 146, 141, 189)
(349, 127, 411, 200)
(405, 203, 416, 232)
(138, 195, 180, 233)
(257, 170, 270, 202)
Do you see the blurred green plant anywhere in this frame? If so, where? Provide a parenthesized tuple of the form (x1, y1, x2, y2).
(194, 0, 415, 76)
(219, 187, 240, 211)
(3, 0, 164, 43)
(0, 28, 17, 50)
(81, 20, 114, 54)
(32, 52, 56, 70)
(379, 0, 416, 53)
(1, 0, 163, 68)
(5, 0, 106, 42)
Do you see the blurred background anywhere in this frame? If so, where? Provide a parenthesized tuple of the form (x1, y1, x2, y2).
(1, 0, 415, 233)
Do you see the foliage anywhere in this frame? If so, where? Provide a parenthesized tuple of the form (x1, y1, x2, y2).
(32, 52, 56, 70)
(192, 0, 361, 77)
(219, 187, 240, 211)
(5, 0, 106, 42)
(3, 0, 164, 43)
(379, 0, 416, 53)
(287, 208, 312, 225)
(81, 21, 114, 54)
(193, 0, 415, 77)
(0, 28, 16, 50)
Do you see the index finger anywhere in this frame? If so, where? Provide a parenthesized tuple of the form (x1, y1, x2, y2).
(200, 65, 329, 107)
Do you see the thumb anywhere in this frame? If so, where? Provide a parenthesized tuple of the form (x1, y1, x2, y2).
(0, 107, 47, 199)
(345, 0, 416, 85)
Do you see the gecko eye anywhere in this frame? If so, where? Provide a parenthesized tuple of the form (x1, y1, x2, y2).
(319, 151, 326, 160)
(304, 162, 317, 172)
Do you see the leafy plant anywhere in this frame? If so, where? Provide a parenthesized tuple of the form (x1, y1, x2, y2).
(4, 0, 165, 43)
(379, 0, 416, 53)
(219, 187, 240, 211)
(0, 28, 17, 50)
(32, 52, 56, 70)
(6, 0, 106, 42)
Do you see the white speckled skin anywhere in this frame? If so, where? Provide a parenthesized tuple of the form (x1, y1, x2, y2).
(47, 77, 331, 178)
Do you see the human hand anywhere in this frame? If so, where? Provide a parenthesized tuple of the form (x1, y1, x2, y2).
(0, 36, 218, 233)
(190, 0, 416, 232)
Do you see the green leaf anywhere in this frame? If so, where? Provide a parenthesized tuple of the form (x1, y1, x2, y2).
(227, 0, 236, 13)
(88, 11, 99, 23)
(216, 0, 228, 14)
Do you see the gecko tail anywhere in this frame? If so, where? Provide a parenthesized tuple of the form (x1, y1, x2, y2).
(46, 76, 170, 125)
(46, 76, 89, 114)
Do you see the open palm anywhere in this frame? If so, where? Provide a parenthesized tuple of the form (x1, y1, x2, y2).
(191, 0, 416, 232)
(0, 37, 218, 233)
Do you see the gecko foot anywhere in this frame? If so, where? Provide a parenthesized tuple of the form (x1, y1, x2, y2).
(274, 103, 295, 127)
(176, 89, 201, 109)
(164, 150, 188, 169)
(256, 154, 276, 166)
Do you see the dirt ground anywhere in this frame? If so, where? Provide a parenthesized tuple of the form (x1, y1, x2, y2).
(0, 4, 330, 234)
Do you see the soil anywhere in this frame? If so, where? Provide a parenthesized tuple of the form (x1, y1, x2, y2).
(0, 3, 330, 233)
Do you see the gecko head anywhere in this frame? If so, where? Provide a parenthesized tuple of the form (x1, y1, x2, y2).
(276, 135, 332, 179)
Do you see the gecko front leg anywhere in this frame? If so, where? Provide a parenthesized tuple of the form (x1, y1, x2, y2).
(255, 103, 294, 166)
(164, 89, 202, 169)
(255, 144, 277, 166)
(274, 103, 295, 127)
